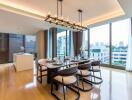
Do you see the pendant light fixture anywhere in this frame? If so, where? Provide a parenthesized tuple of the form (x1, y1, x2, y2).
(44, 0, 87, 31)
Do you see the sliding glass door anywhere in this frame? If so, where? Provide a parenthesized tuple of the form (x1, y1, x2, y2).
(90, 24, 110, 64)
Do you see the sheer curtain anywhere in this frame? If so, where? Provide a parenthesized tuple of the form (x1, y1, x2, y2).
(126, 20, 132, 71)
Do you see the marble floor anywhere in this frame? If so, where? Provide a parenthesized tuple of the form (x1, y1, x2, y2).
(0, 63, 132, 100)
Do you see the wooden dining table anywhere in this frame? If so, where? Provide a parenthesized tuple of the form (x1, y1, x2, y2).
(46, 59, 90, 84)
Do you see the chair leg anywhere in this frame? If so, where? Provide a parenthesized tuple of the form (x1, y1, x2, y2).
(63, 85, 66, 100)
(66, 87, 68, 92)
(51, 81, 53, 94)
(90, 73, 92, 82)
(36, 69, 38, 78)
(81, 78, 84, 90)
(40, 67, 42, 83)
(100, 71, 102, 79)
(77, 76, 80, 93)
(93, 71, 96, 82)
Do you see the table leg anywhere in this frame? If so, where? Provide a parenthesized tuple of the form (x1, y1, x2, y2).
(47, 68, 58, 84)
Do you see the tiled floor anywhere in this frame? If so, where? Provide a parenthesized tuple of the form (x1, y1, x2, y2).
(0, 63, 132, 100)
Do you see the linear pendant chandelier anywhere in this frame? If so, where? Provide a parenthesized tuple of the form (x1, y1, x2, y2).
(44, 0, 87, 31)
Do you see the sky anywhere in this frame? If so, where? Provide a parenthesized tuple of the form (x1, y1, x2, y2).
(57, 18, 131, 47)
(89, 19, 131, 46)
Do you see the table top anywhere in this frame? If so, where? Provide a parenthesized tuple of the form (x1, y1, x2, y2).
(46, 59, 91, 69)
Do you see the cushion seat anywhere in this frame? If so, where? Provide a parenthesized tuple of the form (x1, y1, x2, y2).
(89, 69, 100, 72)
(70, 64, 78, 68)
(89, 66, 100, 72)
(38, 59, 48, 66)
(77, 69, 90, 76)
(54, 75, 77, 85)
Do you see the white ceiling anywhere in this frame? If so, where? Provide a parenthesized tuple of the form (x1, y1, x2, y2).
(0, 0, 124, 23)
(118, 0, 132, 17)
(0, 9, 51, 34)
(0, 0, 131, 34)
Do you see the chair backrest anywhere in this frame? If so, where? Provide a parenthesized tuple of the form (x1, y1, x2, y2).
(58, 67, 78, 76)
(30, 52, 37, 60)
(78, 62, 91, 70)
(38, 59, 48, 66)
(53, 57, 58, 61)
(64, 56, 70, 60)
(91, 60, 101, 66)
(78, 60, 90, 65)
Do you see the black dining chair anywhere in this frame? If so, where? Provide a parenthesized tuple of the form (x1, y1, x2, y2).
(76, 62, 93, 91)
(36, 59, 47, 83)
(51, 67, 80, 100)
(89, 60, 103, 84)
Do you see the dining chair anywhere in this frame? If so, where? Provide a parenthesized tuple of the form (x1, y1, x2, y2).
(64, 56, 70, 60)
(53, 57, 58, 61)
(76, 62, 93, 91)
(51, 67, 80, 100)
(36, 59, 47, 83)
(89, 60, 103, 84)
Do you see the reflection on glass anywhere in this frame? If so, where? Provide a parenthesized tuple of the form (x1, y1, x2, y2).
(90, 24, 109, 64)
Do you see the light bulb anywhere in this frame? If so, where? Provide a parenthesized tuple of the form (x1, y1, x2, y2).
(48, 11, 51, 15)
(61, 16, 63, 19)
(54, 14, 57, 17)
(66, 18, 69, 21)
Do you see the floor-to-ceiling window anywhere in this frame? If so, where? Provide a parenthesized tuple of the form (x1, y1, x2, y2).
(47, 29, 53, 58)
(90, 24, 110, 64)
(9, 34, 24, 62)
(0, 33, 37, 63)
(0, 33, 9, 63)
(66, 30, 71, 56)
(25, 35, 36, 53)
(88, 18, 131, 69)
(57, 29, 72, 58)
(112, 19, 130, 68)
(82, 30, 89, 58)
(57, 29, 66, 58)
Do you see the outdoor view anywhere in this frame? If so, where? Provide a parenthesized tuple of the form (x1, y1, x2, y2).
(57, 19, 130, 68)
(57, 30, 66, 57)
(82, 30, 88, 57)
(57, 30, 71, 58)
(112, 19, 130, 67)
(25, 35, 36, 53)
(90, 24, 109, 64)
(84, 19, 130, 67)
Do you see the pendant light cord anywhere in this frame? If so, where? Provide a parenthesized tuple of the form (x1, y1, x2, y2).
(57, 0, 59, 18)
(78, 9, 83, 26)
(61, 0, 62, 17)
(81, 11, 82, 26)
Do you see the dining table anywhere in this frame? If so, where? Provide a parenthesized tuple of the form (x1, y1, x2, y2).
(46, 58, 91, 84)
